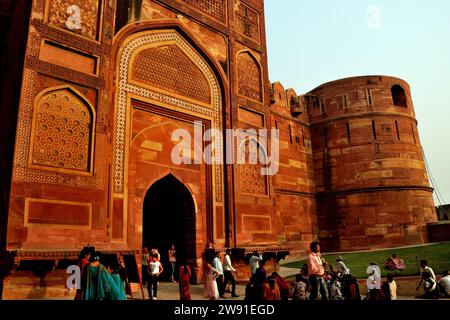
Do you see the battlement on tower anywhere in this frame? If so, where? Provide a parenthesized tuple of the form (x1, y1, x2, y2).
(269, 75, 435, 251)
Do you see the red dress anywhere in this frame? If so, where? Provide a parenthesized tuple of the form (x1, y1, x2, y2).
(179, 266, 192, 300)
(263, 283, 281, 300)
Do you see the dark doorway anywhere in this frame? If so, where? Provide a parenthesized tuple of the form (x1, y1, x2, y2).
(143, 174, 196, 281)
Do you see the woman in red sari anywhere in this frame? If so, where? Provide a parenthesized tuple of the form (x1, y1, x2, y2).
(272, 272, 289, 300)
(179, 264, 192, 300)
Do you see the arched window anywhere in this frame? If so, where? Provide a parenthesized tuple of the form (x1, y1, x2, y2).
(30, 86, 94, 173)
(391, 85, 407, 107)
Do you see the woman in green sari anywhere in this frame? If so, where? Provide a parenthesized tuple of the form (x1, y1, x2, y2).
(109, 263, 127, 301)
(83, 252, 122, 300)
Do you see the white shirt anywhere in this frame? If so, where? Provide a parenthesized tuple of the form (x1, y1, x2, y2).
(149, 261, 162, 275)
(389, 281, 397, 300)
(223, 254, 235, 272)
(249, 254, 262, 275)
(212, 257, 223, 275)
(367, 275, 377, 290)
(337, 261, 350, 276)
(438, 275, 450, 295)
(366, 265, 381, 289)
(417, 266, 436, 288)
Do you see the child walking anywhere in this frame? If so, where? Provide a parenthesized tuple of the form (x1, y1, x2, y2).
(148, 253, 163, 300)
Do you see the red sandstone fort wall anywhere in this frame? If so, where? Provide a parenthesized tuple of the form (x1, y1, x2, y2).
(2, 1, 436, 264)
(269, 82, 318, 252)
(4, 0, 287, 265)
(307, 76, 436, 251)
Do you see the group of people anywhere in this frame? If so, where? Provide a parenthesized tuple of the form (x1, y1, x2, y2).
(74, 247, 127, 300)
(243, 242, 361, 301)
(416, 260, 450, 299)
(241, 241, 446, 301)
(244, 252, 290, 301)
(366, 258, 450, 300)
(74, 242, 450, 301)
(203, 249, 240, 300)
(270, 242, 361, 301)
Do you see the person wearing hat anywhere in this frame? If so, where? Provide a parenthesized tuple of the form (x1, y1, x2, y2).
(336, 256, 350, 278)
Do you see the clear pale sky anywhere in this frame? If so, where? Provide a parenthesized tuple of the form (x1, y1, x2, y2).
(265, 0, 450, 205)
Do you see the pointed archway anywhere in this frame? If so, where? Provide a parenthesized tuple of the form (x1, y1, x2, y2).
(142, 174, 196, 281)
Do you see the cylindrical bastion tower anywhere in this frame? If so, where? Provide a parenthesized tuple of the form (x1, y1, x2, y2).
(307, 75, 436, 251)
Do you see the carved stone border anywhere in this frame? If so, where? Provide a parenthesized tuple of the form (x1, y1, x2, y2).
(114, 30, 223, 202)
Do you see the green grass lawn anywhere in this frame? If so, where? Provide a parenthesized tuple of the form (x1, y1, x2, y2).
(281, 243, 450, 280)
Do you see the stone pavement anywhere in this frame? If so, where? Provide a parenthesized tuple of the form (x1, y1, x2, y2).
(129, 281, 432, 301)
(279, 266, 301, 279)
(133, 282, 246, 300)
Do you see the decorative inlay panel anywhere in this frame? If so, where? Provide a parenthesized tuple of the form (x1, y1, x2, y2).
(115, 30, 223, 201)
(131, 44, 212, 105)
(234, 0, 260, 43)
(239, 140, 268, 195)
(13, 70, 99, 188)
(182, 0, 227, 23)
(237, 51, 262, 102)
(46, 0, 101, 40)
(11, 0, 115, 189)
(30, 87, 93, 172)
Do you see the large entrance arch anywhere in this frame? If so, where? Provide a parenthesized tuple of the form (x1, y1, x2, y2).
(110, 24, 232, 282)
(110, 25, 229, 249)
(143, 174, 196, 281)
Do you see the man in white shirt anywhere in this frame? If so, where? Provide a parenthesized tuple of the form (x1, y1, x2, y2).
(366, 262, 382, 300)
(212, 251, 225, 298)
(416, 260, 436, 294)
(249, 250, 263, 277)
(223, 249, 239, 298)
